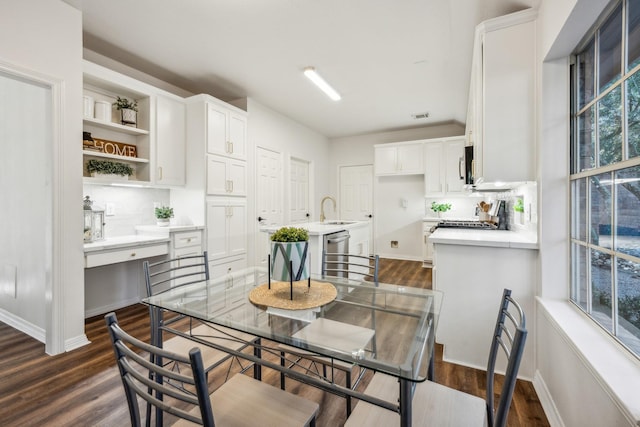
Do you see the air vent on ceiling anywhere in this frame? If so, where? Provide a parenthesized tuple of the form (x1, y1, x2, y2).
(411, 112, 430, 119)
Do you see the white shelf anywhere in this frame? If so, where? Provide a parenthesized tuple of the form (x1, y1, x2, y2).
(83, 117, 149, 135)
(82, 150, 149, 164)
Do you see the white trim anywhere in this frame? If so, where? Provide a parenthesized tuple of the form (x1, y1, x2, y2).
(533, 370, 565, 427)
(537, 298, 640, 425)
(0, 60, 66, 355)
(84, 297, 141, 319)
(65, 334, 91, 352)
(0, 309, 45, 343)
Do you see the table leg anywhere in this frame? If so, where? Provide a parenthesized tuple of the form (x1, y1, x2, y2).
(253, 338, 262, 380)
(399, 378, 412, 427)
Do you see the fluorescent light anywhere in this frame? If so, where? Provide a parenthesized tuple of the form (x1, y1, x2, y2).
(304, 67, 341, 101)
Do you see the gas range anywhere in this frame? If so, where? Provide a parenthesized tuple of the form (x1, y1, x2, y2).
(436, 219, 498, 230)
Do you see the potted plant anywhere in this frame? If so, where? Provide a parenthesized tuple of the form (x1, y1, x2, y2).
(86, 159, 133, 179)
(154, 206, 173, 227)
(270, 226, 310, 281)
(115, 96, 138, 127)
(431, 201, 452, 218)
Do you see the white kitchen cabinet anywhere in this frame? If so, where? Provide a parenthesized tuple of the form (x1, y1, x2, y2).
(467, 9, 536, 184)
(206, 198, 247, 261)
(424, 137, 466, 196)
(155, 95, 185, 186)
(209, 255, 248, 312)
(374, 142, 424, 176)
(206, 154, 247, 196)
(206, 102, 247, 160)
(422, 220, 439, 267)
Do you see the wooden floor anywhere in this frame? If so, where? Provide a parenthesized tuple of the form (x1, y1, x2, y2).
(0, 259, 549, 426)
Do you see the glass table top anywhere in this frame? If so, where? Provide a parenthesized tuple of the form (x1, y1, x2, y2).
(143, 267, 442, 381)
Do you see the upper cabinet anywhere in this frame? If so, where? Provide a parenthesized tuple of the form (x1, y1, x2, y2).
(466, 9, 537, 184)
(374, 141, 424, 176)
(206, 102, 247, 160)
(155, 95, 186, 186)
(424, 137, 466, 197)
(82, 61, 186, 187)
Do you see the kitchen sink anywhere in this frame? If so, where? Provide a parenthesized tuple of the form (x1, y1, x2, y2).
(323, 220, 357, 225)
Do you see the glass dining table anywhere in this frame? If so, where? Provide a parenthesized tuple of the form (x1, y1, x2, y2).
(142, 266, 442, 427)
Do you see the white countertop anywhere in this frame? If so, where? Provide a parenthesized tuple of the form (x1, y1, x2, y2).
(260, 221, 369, 236)
(429, 228, 538, 249)
(83, 234, 170, 253)
(135, 224, 205, 236)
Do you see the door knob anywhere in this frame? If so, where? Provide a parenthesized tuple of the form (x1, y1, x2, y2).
(366, 214, 373, 218)
(257, 216, 266, 222)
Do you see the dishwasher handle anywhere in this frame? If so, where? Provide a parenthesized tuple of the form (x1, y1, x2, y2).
(326, 235, 349, 244)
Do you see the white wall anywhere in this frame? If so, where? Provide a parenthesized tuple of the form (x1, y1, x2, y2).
(535, 0, 638, 425)
(0, 0, 84, 354)
(244, 98, 330, 264)
(329, 123, 465, 259)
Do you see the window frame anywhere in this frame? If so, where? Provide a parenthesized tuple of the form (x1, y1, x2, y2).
(570, 0, 640, 359)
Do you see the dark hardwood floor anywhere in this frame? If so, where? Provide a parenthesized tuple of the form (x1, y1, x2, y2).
(0, 259, 549, 426)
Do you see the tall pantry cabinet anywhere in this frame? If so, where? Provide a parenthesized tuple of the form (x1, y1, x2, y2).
(179, 94, 248, 277)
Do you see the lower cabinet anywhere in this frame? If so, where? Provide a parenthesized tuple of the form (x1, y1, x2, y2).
(208, 255, 247, 313)
(422, 220, 439, 267)
(206, 198, 247, 260)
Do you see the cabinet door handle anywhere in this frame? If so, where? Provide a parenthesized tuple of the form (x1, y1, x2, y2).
(158, 167, 163, 180)
(458, 156, 464, 180)
(229, 141, 234, 154)
(226, 180, 231, 192)
(130, 252, 136, 257)
(230, 180, 234, 193)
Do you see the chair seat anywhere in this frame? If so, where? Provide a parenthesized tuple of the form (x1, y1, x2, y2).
(175, 373, 319, 427)
(162, 334, 231, 369)
(345, 373, 488, 427)
(278, 343, 356, 371)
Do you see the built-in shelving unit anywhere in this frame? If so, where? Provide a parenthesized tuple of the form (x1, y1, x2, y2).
(82, 61, 152, 183)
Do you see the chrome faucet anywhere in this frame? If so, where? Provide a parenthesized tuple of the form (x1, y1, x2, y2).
(319, 196, 336, 222)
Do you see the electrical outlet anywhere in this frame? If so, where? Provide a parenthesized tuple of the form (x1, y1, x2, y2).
(391, 240, 398, 248)
(105, 202, 115, 216)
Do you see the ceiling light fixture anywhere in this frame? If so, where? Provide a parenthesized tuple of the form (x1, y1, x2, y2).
(303, 67, 341, 101)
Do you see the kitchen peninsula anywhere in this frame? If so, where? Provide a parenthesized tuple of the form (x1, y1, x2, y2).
(429, 227, 537, 379)
(261, 221, 371, 276)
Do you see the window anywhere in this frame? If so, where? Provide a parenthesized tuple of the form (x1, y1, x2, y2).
(570, 0, 640, 358)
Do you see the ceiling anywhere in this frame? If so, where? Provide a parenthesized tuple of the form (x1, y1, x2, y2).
(76, 0, 536, 139)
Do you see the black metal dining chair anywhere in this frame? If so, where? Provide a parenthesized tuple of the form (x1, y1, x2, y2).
(105, 312, 319, 427)
(344, 288, 528, 427)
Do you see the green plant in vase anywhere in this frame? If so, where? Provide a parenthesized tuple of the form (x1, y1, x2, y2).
(270, 227, 310, 281)
(431, 201, 452, 217)
(155, 206, 173, 227)
(87, 159, 133, 178)
(115, 96, 138, 126)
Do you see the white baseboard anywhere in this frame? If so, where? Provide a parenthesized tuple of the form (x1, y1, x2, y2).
(65, 334, 91, 352)
(0, 308, 45, 343)
(85, 296, 140, 318)
(533, 370, 565, 427)
(377, 254, 423, 262)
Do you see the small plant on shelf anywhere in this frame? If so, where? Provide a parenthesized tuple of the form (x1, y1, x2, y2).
(115, 96, 138, 112)
(270, 226, 309, 242)
(86, 159, 133, 177)
(430, 201, 452, 213)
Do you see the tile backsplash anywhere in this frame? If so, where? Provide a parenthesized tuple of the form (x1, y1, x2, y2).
(83, 185, 170, 238)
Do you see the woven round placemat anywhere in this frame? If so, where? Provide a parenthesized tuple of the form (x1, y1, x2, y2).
(248, 280, 337, 310)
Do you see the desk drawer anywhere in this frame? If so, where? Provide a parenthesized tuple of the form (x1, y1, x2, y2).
(173, 231, 202, 249)
(85, 243, 169, 268)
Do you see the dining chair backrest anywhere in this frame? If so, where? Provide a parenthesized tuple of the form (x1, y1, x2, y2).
(143, 251, 210, 298)
(322, 250, 379, 282)
(105, 312, 215, 427)
(486, 288, 528, 427)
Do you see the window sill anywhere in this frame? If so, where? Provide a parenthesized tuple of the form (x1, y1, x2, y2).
(537, 298, 640, 424)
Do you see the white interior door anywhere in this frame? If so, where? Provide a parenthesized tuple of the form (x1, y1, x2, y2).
(289, 157, 310, 224)
(339, 165, 374, 253)
(255, 147, 283, 265)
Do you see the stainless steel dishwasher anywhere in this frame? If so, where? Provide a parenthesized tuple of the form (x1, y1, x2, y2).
(323, 230, 350, 277)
